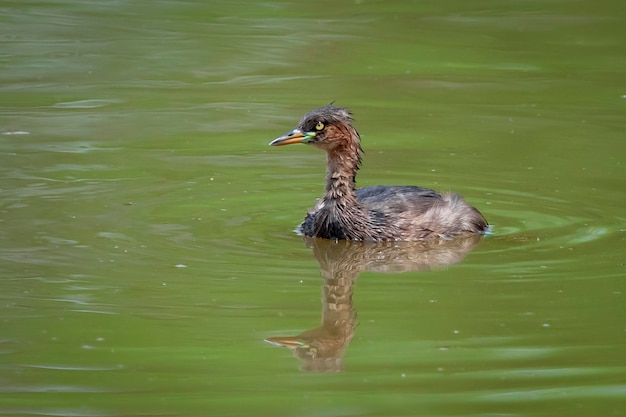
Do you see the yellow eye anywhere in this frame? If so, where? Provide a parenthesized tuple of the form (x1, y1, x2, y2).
(315, 121, 325, 131)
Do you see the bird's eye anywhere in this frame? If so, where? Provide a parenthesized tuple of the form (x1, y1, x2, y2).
(315, 121, 325, 131)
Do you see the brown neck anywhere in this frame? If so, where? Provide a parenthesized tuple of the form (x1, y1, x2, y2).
(324, 152, 357, 201)
(323, 131, 363, 205)
(312, 129, 370, 240)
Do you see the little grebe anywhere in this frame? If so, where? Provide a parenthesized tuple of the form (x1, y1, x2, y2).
(269, 104, 488, 241)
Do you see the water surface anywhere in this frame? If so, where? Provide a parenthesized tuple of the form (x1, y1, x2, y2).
(1, 1, 625, 416)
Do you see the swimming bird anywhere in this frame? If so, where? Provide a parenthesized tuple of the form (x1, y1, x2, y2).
(269, 104, 488, 241)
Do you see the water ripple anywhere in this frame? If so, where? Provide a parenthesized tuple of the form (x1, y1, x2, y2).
(51, 99, 123, 109)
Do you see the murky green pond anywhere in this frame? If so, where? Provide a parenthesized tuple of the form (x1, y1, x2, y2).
(2, 1, 625, 416)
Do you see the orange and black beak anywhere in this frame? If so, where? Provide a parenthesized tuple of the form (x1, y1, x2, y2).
(269, 129, 316, 146)
(264, 336, 308, 349)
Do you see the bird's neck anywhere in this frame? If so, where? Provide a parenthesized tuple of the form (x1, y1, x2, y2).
(313, 134, 370, 240)
(323, 143, 362, 204)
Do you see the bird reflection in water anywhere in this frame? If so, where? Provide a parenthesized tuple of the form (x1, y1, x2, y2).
(265, 235, 482, 372)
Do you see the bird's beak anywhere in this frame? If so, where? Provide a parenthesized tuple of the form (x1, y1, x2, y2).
(269, 129, 316, 146)
(264, 336, 308, 349)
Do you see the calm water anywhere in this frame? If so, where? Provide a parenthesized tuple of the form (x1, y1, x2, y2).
(1, 1, 625, 416)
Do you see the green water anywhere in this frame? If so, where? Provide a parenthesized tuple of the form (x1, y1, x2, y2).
(1, 1, 625, 416)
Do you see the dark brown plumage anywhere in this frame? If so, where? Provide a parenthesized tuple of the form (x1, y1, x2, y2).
(269, 104, 488, 241)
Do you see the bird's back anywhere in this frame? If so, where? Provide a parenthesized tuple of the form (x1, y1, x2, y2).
(356, 185, 488, 240)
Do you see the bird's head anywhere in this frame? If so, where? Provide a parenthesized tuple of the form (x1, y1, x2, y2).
(269, 104, 360, 152)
